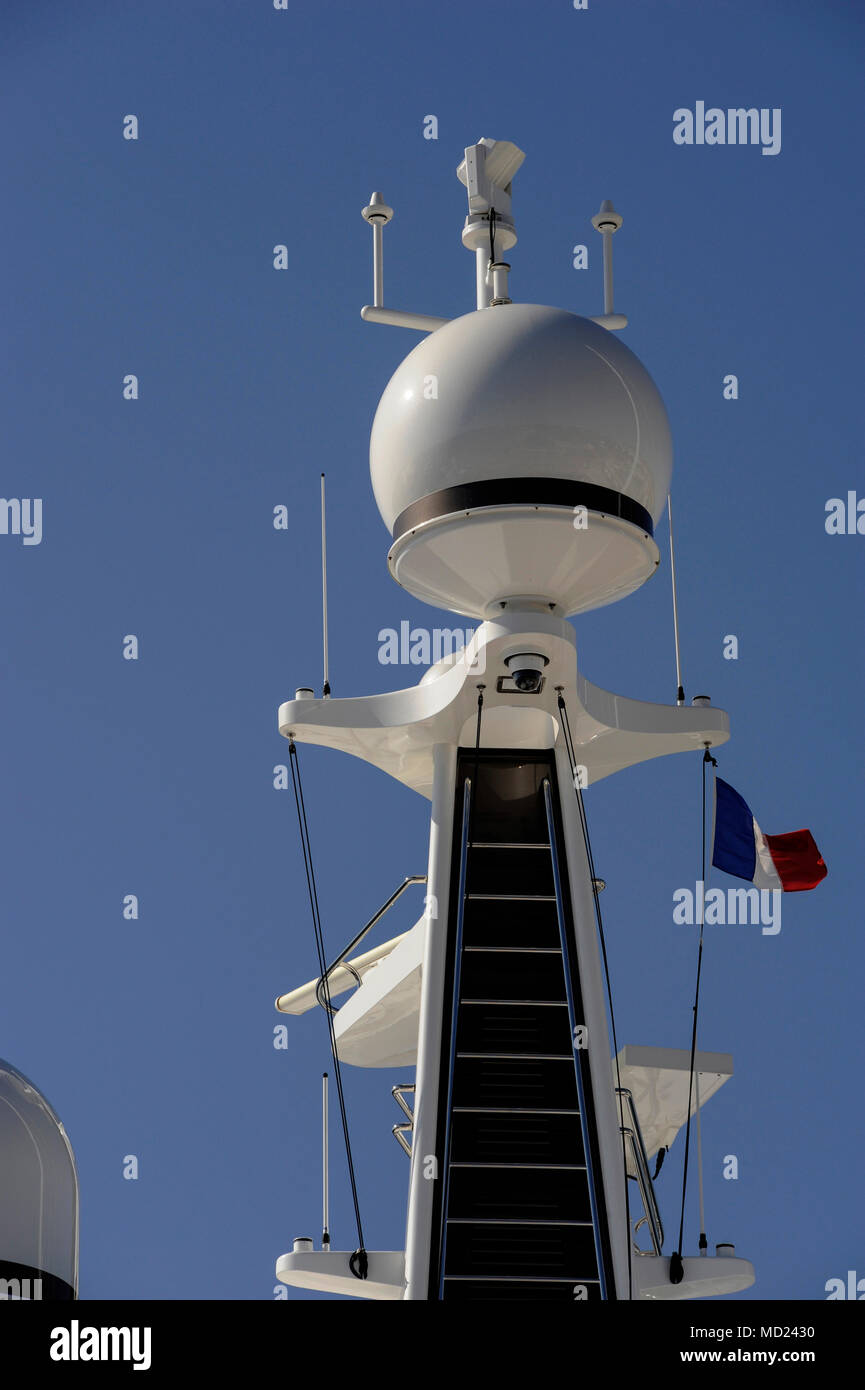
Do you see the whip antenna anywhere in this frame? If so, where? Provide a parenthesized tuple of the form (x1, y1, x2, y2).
(322, 1071, 330, 1249)
(321, 473, 331, 698)
(695, 1067, 707, 1255)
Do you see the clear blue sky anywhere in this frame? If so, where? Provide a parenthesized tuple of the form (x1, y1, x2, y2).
(1, 0, 861, 1301)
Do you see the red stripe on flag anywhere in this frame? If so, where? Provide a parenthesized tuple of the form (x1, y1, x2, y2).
(764, 829, 827, 892)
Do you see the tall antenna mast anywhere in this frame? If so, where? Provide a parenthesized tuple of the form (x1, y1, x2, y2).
(321, 473, 331, 698)
(275, 134, 752, 1307)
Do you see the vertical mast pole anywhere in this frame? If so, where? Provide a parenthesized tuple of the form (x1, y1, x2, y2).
(602, 228, 614, 315)
(475, 248, 492, 308)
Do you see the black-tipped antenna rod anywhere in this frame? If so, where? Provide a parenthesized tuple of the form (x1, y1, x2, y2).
(321, 473, 331, 697)
(322, 1071, 330, 1249)
(695, 1066, 706, 1253)
(667, 493, 685, 706)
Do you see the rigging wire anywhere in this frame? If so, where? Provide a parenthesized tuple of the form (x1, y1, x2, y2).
(436, 686, 485, 1295)
(462, 684, 486, 866)
(557, 692, 633, 1301)
(288, 738, 367, 1278)
(469, 686, 485, 847)
(670, 745, 717, 1283)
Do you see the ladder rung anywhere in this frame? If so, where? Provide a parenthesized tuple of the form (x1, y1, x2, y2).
(467, 893, 556, 902)
(449, 1162, 586, 1171)
(452, 1107, 579, 1116)
(459, 999, 568, 1008)
(456, 1053, 574, 1061)
(464, 946, 562, 955)
(444, 1275, 601, 1284)
(445, 1218, 594, 1227)
(468, 842, 551, 850)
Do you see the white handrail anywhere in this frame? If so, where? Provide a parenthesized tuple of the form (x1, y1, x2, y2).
(275, 932, 410, 1015)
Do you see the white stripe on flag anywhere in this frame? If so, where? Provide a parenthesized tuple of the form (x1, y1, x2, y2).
(752, 816, 782, 890)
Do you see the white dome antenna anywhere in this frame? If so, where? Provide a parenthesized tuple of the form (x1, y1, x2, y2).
(371, 304, 672, 618)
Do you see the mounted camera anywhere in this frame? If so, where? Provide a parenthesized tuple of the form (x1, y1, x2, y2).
(499, 652, 550, 695)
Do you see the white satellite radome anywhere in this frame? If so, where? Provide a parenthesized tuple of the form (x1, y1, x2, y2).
(370, 303, 672, 619)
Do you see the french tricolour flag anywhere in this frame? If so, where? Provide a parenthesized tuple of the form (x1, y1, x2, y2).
(712, 778, 827, 892)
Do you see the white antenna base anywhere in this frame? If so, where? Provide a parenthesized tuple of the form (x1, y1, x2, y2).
(589, 313, 628, 331)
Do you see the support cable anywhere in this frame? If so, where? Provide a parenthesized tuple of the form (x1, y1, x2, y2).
(288, 738, 367, 1278)
(469, 686, 485, 847)
(557, 692, 633, 1301)
(670, 746, 717, 1283)
(436, 689, 483, 1295)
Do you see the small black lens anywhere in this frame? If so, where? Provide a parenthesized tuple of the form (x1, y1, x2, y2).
(512, 669, 541, 693)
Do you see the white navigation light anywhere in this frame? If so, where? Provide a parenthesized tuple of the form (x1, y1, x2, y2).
(370, 304, 672, 619)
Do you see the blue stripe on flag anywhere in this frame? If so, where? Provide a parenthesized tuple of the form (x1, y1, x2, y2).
(712, 777, 757, 882)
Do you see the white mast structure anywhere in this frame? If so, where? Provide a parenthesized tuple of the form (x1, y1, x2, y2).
(274, 139, 755, 1302)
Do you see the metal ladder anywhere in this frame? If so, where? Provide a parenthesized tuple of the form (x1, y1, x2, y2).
(433, 753, 613, 1301)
